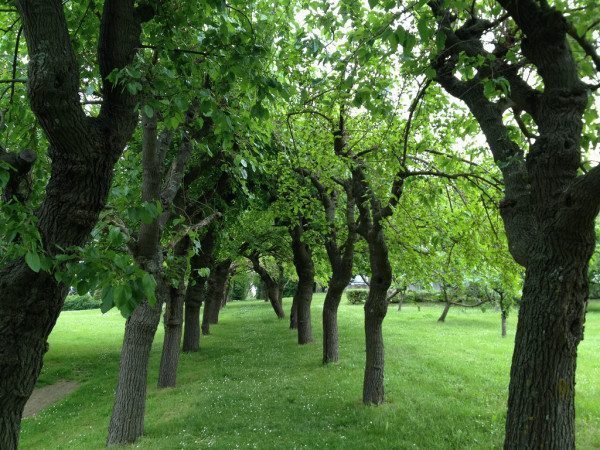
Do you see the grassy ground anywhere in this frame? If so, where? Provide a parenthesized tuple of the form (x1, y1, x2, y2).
(20, 295, 600, 449)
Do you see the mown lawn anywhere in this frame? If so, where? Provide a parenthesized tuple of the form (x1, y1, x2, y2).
(20, 295, 600, 449)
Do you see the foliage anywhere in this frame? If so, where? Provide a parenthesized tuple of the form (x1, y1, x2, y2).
(62, 294, 102, 311)
(347, 289, 369, 305)
(229, 271, 253, 301)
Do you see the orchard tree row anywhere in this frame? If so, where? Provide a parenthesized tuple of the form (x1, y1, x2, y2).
(0, 0, 598, 449)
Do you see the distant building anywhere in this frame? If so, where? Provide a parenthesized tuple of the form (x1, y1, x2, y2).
(348, 275, 368, 288)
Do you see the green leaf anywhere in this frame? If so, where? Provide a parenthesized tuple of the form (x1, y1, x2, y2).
(143, 104, 154, 119)
(141, 272, 157, 306)
(101, 286, 114, 313)
(198, 267, 210, 277)
(25, 251, 41, 273)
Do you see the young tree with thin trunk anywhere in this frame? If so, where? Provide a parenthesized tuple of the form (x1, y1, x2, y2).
(0, 2, 150, 447)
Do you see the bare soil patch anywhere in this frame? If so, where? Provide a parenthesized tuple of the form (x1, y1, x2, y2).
(23, 380, 80, 418)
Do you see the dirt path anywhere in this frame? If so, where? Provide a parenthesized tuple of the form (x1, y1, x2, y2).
(23, 380, 80, 418)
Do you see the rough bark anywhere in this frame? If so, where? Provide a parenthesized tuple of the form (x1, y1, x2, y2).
(295, 162, 356, 362)
(207, 259, 231, 325)
(157, 236, 190, 388)
(429, 2, 599, 447)
(352, 165, 394, 405)
(501, 310, 507, 338)
(108, 108, 209, 444)
(183, 229, 216, 350)
(362, 230, 392, 405)
(106, 298, 164, 445)
(438, 287, 451, 323)
(504, 259, 590, 449)
(290, 223, 315, 345)
(0, 2, 145, 447)
(107, 114, 166, 446)
(289, 298, 298, 329)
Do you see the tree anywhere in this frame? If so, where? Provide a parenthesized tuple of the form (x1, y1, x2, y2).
(0, 1, 150, 447)
(107, 109, 215, 445)
(289, 220, 316, 344)
(428, 1, 600, 446)
(183, 226, 217, 352)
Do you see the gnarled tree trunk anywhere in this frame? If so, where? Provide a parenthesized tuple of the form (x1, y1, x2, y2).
(207, 259, 231, 325)
(294, 165, 357, 362)
(0, 2, 144, 447)
(290, 223, 315, 345)
(504, 254, 591, 449)
(107, 114, 168, 446)
(248, 251, 285, 319)
(362, 230, 392, 405)
(429, 2, 600, 446)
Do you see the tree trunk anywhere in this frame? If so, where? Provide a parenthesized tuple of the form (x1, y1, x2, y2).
(0, 272, 65, 450)
(157, 237, 189, 388)
(362, 230, 392, 405)
(158, 286, 185, 388)
(221, 277, 231, 308)
(438, 302, 451, 323)
(0, 2, 143, 445)
(296, 278, 313, 344)
(397, 291, 404, 311)
(106, 299, 163, 445)
(206, 260, 230, 325)
(289, 299, 298, 329)
(438, 286, 451, 323)
(182, 229, 215, 352)
(182, 295, 203, 351)
(504, 260, 589, 449)
(322, 282, 346, 364)
(501, 310, 507, 338)
(201, 296, 211, 335)
(267, 283, 285, 318)
(248, 252, 285, 318)
(290, 224, 315, 344)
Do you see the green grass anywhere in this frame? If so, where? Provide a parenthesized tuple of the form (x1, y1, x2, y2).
(20, 295, 600, 449)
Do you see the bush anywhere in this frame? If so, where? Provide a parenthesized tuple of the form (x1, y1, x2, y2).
(404, 290, 443, 304)
(62, 294, 102, 311)
(229, 273, 253, 301)
(347, 289, 368, 304)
